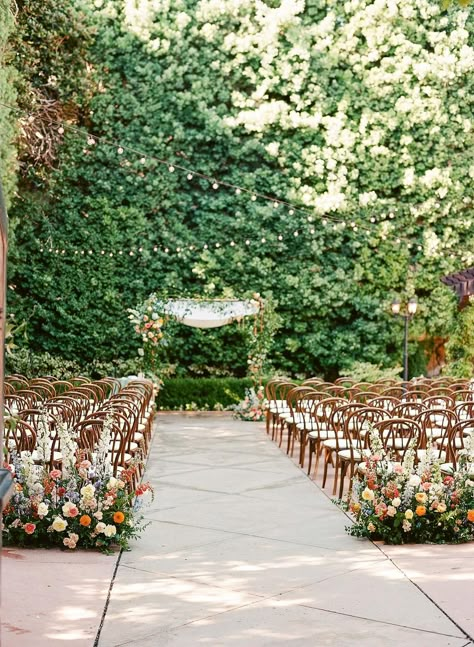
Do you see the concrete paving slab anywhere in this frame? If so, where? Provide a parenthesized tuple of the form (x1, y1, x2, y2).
(121, 519, 237, 560)
(105, 598, 469, 647)
(279, 559, 466, 636)
(95, 414, 472, 646)
(1, 547, 117, 646)
(379, 542, 474, 640)
(97, 567, 261, 647)
(120, 533, 385, 597)
(157, 466, 303, 497)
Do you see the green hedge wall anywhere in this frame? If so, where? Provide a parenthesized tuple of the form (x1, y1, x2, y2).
(5, 0, 474, 379)
(157, 377, 254, 411)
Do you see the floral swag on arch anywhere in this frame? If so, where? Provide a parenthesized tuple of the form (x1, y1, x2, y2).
(128, 293, 278, 419)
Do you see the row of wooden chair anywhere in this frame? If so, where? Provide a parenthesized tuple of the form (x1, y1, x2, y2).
(4, 375, 156, 490)
(265, 378, 474, 498)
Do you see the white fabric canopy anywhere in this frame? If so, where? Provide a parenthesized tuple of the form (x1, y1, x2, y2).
(159, 299, 259, 329)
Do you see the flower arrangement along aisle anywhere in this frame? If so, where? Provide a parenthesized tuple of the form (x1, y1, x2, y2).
(2, 415, 153, 552)
(342, 427, 474, 544)
(231, 386, 266, 422)
(128, 294, 165, 382)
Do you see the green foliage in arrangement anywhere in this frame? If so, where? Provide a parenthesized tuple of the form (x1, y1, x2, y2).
(4, 0, 474, 378)
(157, 377, 254, 411)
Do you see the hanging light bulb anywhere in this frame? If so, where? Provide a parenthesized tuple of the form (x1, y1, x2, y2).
(168, 165, 175, 172)
(187, 173, 193, 180)
(235, 188, 241, 195)
(212, 182, 219, 190)
(117, 147, 124, 155)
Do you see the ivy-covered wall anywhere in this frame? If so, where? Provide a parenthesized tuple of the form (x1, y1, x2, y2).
(0, 0, 17, 203)
(5, 0, 474, 378)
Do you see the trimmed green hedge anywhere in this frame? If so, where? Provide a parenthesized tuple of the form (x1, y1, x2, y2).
(157, 377, 254, 411)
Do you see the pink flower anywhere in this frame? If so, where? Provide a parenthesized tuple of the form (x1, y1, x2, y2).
(49, 469, 62, 480)
(422, 482, 431, 492)
(392, 463, 403, 474)
(24, 523, 36, 535)
(62, 501, 79, 518)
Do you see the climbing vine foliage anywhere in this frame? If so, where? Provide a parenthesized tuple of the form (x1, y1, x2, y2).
(2, 0, 474, 377)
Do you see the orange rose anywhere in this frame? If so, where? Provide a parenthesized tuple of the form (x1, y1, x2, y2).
(467, 510, 474, 523)
(80, 515, 91, 527)
(416, 505, 426, 517)
(113, 511, 125, 524)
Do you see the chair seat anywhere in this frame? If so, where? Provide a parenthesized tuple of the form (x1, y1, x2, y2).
(339, 447, 370, 461)
(308, 429, 339, 441)
(416, 448, 446, 461)
(22, 449, 62, 462)
(296, 420, 320, 431)
(323, 437, 349, 450)
(435, 437, 467, 449)
(440, 462, 474, 476)
(385, 438, 413, 449)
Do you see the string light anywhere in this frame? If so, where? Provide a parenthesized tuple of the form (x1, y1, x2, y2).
(0, 100, 434, 250)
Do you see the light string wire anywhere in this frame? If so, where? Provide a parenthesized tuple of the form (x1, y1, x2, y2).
(0, 99, 463, 258)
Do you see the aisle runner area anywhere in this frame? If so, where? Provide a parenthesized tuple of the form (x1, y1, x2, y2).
(98, 414, 472, 647)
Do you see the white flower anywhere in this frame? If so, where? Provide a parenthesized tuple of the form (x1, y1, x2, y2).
(95, 522, 106, 534)
(387, 506, 397, 517)
(104, 524, 117, 538)
(93, 511, 103, 520)
(409, 475, 421, 487)
(37, 502, 49, 518)
(361, 487, 375, 501)
(81, 484, 96, 499)
(392, 497, 401, 508)
(52, 517, 68, 532)
(107, 477, 118, 490)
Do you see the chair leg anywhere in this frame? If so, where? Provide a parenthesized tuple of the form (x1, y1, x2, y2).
(322, 448, 332, 488)
(288, 423, 294, 455)
(307, 439, 314, 475)
(338, 460, 348, 500)
(332, 455, 340, 496)
(299, 433, 306, 467)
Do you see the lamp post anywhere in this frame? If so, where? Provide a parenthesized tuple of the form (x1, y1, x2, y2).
(391, 297, 418, 382)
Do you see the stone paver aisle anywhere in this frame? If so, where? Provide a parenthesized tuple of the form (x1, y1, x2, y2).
(98, 414, 472, 647)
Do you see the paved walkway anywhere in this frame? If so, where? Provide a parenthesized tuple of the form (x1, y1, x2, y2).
(96, 414, 473, 647)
